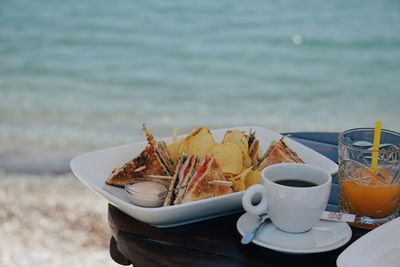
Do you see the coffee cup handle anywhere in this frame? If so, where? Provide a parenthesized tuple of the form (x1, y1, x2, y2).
(242, 184, 268, 216)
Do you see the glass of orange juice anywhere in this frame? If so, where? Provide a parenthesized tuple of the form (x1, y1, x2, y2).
(338, 128, 400, 229)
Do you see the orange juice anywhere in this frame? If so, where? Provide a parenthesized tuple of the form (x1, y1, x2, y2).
(340, 167, 399, 218)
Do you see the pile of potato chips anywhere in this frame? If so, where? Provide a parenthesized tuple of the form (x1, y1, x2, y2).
(167, 127, 261, 192)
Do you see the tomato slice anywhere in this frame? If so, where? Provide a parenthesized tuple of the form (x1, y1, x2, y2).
(196, 164, 206, 174)
(196, 156, 211, 174)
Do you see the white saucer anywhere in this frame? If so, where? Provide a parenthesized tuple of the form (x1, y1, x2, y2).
(237, 213, 352, 254)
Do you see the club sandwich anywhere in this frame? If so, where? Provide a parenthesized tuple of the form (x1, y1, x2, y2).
(105, 124, 175, 187)
(247, 129, 260, 168)
(256, 138, 304, 171)
(163, 154, 232, 206)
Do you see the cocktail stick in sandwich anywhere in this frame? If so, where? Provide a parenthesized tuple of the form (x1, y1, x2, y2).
(247, 129, 260, 168)
(105, 124, 175, 187)
(256, 137, 304, 171)
(163, 155, 232, 206)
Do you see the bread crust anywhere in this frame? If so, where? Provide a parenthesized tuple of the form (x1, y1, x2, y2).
(182, 158, 232, 203)
(105, 146, 169, 187)
(105, 124, 175, 188)
(256, 139, 304, 171)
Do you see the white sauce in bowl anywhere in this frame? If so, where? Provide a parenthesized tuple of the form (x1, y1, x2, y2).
(125, 181, 167, 207)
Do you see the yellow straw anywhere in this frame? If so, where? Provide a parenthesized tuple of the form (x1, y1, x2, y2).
(370, 120, 382, 173)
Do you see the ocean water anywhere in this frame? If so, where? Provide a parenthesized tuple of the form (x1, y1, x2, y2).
(1, 0, 400, 171)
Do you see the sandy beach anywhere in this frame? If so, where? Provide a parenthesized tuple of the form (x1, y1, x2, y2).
(0, 172, 121, 267)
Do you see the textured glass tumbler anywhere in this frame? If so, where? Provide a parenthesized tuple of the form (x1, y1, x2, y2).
(338, 128, 400, 229)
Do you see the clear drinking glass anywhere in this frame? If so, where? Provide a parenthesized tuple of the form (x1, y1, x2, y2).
(338, 128, 400, 229)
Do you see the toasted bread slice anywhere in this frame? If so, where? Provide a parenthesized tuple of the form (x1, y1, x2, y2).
(173, 155, 197, 205)
(105, 124, 175, 187)
(249, 139, 260, 168)
(181, 156, 232, 203)
(163, 155, 189, 206)
(246, 129, 260, 169)
(143, 124, 175, 176)
(256, 138, 304, 171)
(105, 146, 170, 187)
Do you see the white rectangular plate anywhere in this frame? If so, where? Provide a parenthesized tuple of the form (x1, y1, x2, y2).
(70, 126, 338, 228)
(337, 217, 400, 267)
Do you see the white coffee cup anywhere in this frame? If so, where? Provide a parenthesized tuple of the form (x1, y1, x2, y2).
(242, 163, 332, 233)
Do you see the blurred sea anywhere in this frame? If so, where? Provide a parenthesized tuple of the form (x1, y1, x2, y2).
(1, 0, 400, 173)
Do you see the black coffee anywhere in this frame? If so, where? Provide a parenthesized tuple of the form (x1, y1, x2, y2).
(275, 179, 318, 188)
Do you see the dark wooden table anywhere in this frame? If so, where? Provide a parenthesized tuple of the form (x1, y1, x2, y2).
(108, 132, 369, 267)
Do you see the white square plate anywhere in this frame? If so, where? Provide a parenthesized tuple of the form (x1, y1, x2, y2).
(70, 126, 338, 228)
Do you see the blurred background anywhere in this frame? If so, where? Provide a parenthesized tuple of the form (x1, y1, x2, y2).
(1, 0, 399, 266)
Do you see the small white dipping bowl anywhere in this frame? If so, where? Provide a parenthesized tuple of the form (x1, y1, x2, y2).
(125, 181, 167, 208)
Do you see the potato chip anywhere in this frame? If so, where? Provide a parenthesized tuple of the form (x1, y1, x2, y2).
(223, 130, 252, 169)
(245, 170, 261, 189)
(179, 127, 215, 157)
(208, 143, 242, 175)
(242, 152, 252, 168)
(224, 173, 235, 179)
(229, 167, 252, 192)
(228, 176, 242, 192)
(167, 139, 182, 164)
(222, 130, 248, 153)
(232, 179, 246, 192)
(177, 139, 188, 156)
